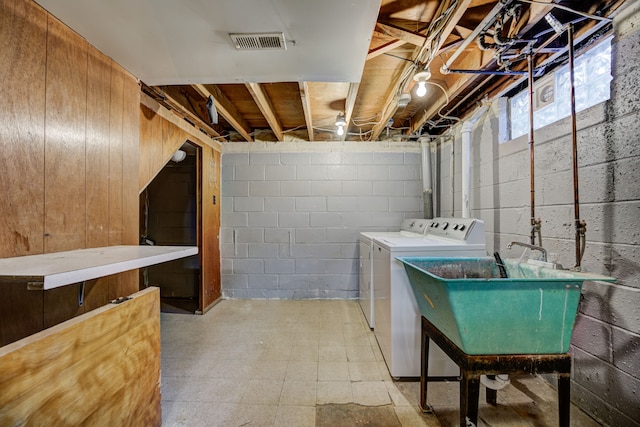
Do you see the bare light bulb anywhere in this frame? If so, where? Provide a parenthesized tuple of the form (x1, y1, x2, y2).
(337, 125, 345, 136)
(416, 81, 427, 97)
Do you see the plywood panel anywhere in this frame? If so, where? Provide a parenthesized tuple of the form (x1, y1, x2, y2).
(0, 284, 43, 347)
(86, 50, 111, 249)
(201, 146, 221, 309)
(0, 0, 47, 257)
(0, 287, 161, 427)
(43, 15, 88, 253)
(122, 71, 141, 294)
(139, 104, 164, 191)
(109, 62, 125, 246)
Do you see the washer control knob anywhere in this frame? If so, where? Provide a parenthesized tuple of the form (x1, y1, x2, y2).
(459, 224, 466, 231)
(442, 222, 449, 230)
(453, 224, 459, 230)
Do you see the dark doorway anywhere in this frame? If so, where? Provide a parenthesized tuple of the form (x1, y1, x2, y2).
(140, 142, 201, 313)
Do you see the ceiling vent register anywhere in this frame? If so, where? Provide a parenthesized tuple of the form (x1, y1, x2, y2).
(229, 32, 287, 51)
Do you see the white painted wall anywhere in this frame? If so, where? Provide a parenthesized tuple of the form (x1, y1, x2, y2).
(220, 141, 423, 299)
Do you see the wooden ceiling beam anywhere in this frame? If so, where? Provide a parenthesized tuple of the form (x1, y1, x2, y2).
(245, 82, 284, 141)
(376, 22, 429, 47)
(367, 39, 406, 61)
(145, 84, 222, 140)
(341, 82, 360, 141)
(298, 82, 314, 141)
(192, 83, 253, 142)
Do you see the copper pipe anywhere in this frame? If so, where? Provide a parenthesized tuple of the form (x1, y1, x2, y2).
(568, 24, 584, 269)
(527, 50, 537, 246)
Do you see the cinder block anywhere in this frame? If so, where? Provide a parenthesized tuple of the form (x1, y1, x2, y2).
(250, 152, 281, 164)
(342, 181, 372, 196)
(389, 165, 420, 181)
(357, 165, 389, 181)
(572, 346, 640, 423)
(222, 273, 248, 289)
(572, 314, 612, 362)
(222, 180, 249, 197)
(265, 228, 291, 243)
(221, 197, 233, 212)
(340, 243, 359, 258)
(311, 181, 342, 196)
(326, 228, 358, 243)
(307, 244, 344, 259)
(280, 152, 311, 165)
(248, 243, 281, 259)
(233, 259, 264, 274)
(295, 228, 326, 243)
(358, 196, 389, 212)
(265, 259, 295, 274)
(278, 275, 310, 290)
(281, 181, 311, 196)
(404, 152, 422, 165)
(222, 153, 249, 165)
(234, 164, 266, 181)
(295, 197, 327, 212)
(612, 326, 640, 378)
(309, 274, 356, 291)
(310, 212, 342, 227)
(614, 156, 640, 201)
(311, 152, 343, 165)
(296, 259, 332, 274)
(296, 165, 328, 180)
(327, 197, 358, 212)
(389, 197, 421, 212)
(265, 197, 295, 212)
(234, 197, 265, 212)
(220, 258, 233, 274)
(235, 228, 264, 243)
(248, 212, 278, 228)
(249, 181, 280, 197)
(221, 164, 234, 180)
(404, 181, 423, 197)
(373, 152, 404, 165)
(266, 165, 296, 181)
(342, 152, 374, 165)
(221, 212, 248, 227)
(248, 274, 278, 289)
(327, 165, 358, 181)
(580, 280, 640, 334)
(278, 212, 310, 228)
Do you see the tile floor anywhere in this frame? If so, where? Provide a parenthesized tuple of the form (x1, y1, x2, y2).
(161, 300, 601, 426)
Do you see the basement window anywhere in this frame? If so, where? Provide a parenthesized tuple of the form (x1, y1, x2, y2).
(509, 36, 612, 141)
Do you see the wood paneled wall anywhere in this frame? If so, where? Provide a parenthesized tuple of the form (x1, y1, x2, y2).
(0, 287, 161, 427)
(0, 0, 140, 346)
(139, 97, 221, 312)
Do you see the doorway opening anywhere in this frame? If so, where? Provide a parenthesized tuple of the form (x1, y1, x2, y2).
(140, 141, 201, 313)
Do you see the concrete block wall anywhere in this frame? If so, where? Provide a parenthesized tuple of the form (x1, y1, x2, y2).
(220, 142, 423, 299)
(437, 4, 639, 425)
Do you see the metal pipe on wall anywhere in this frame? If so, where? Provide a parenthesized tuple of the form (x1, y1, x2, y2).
(461, 103, 490, 218)
(420, 138, 434, 219)
(527, 50, 540, 246)
(567, 24, 586, 269)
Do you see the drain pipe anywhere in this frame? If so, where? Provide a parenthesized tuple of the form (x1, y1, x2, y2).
(421, 138, 434, 219)
(461, 103, 490, 218)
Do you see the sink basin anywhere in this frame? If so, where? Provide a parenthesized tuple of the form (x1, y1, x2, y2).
(397, 257, 615, 355)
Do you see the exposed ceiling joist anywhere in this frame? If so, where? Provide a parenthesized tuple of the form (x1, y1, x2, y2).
(340, 83, 360, 141)
(143, 85, 222, 140)
(298, 82, 314, 142)
(192, 84, 253, 142)
(245, 82, 284, 141)
(367, 39, 407, 61)
(376, 22, 429, 47)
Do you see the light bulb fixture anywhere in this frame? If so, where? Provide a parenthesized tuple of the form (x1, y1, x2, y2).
(413, 67, 431, 98)
(335, 113, 347, 136)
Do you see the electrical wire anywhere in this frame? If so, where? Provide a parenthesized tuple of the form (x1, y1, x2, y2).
(517, 0, 613, 22)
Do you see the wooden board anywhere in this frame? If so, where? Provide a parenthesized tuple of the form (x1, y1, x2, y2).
(43, 15, 88, 253)
(0, 287, 161, 427)
(201, 146, 221, 310)
(0, 0, 47, 257)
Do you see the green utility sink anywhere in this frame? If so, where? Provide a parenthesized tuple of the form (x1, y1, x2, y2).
(397, 257, 615, 355)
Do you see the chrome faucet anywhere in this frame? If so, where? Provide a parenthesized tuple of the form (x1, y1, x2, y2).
(507, 241, 548, 262)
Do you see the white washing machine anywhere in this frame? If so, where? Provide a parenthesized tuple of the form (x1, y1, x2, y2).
(359, 219, 431, 329)
(373, 217, 486, 378)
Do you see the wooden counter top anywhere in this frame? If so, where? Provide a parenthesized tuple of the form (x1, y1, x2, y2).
(0, 245, 198, 290)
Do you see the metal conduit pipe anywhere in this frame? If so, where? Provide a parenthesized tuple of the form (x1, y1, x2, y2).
(442, 0, 513, 72)
(461, 102, 490, 218)
(420, 138, 434, 219)
(527, 49, 539, 246)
